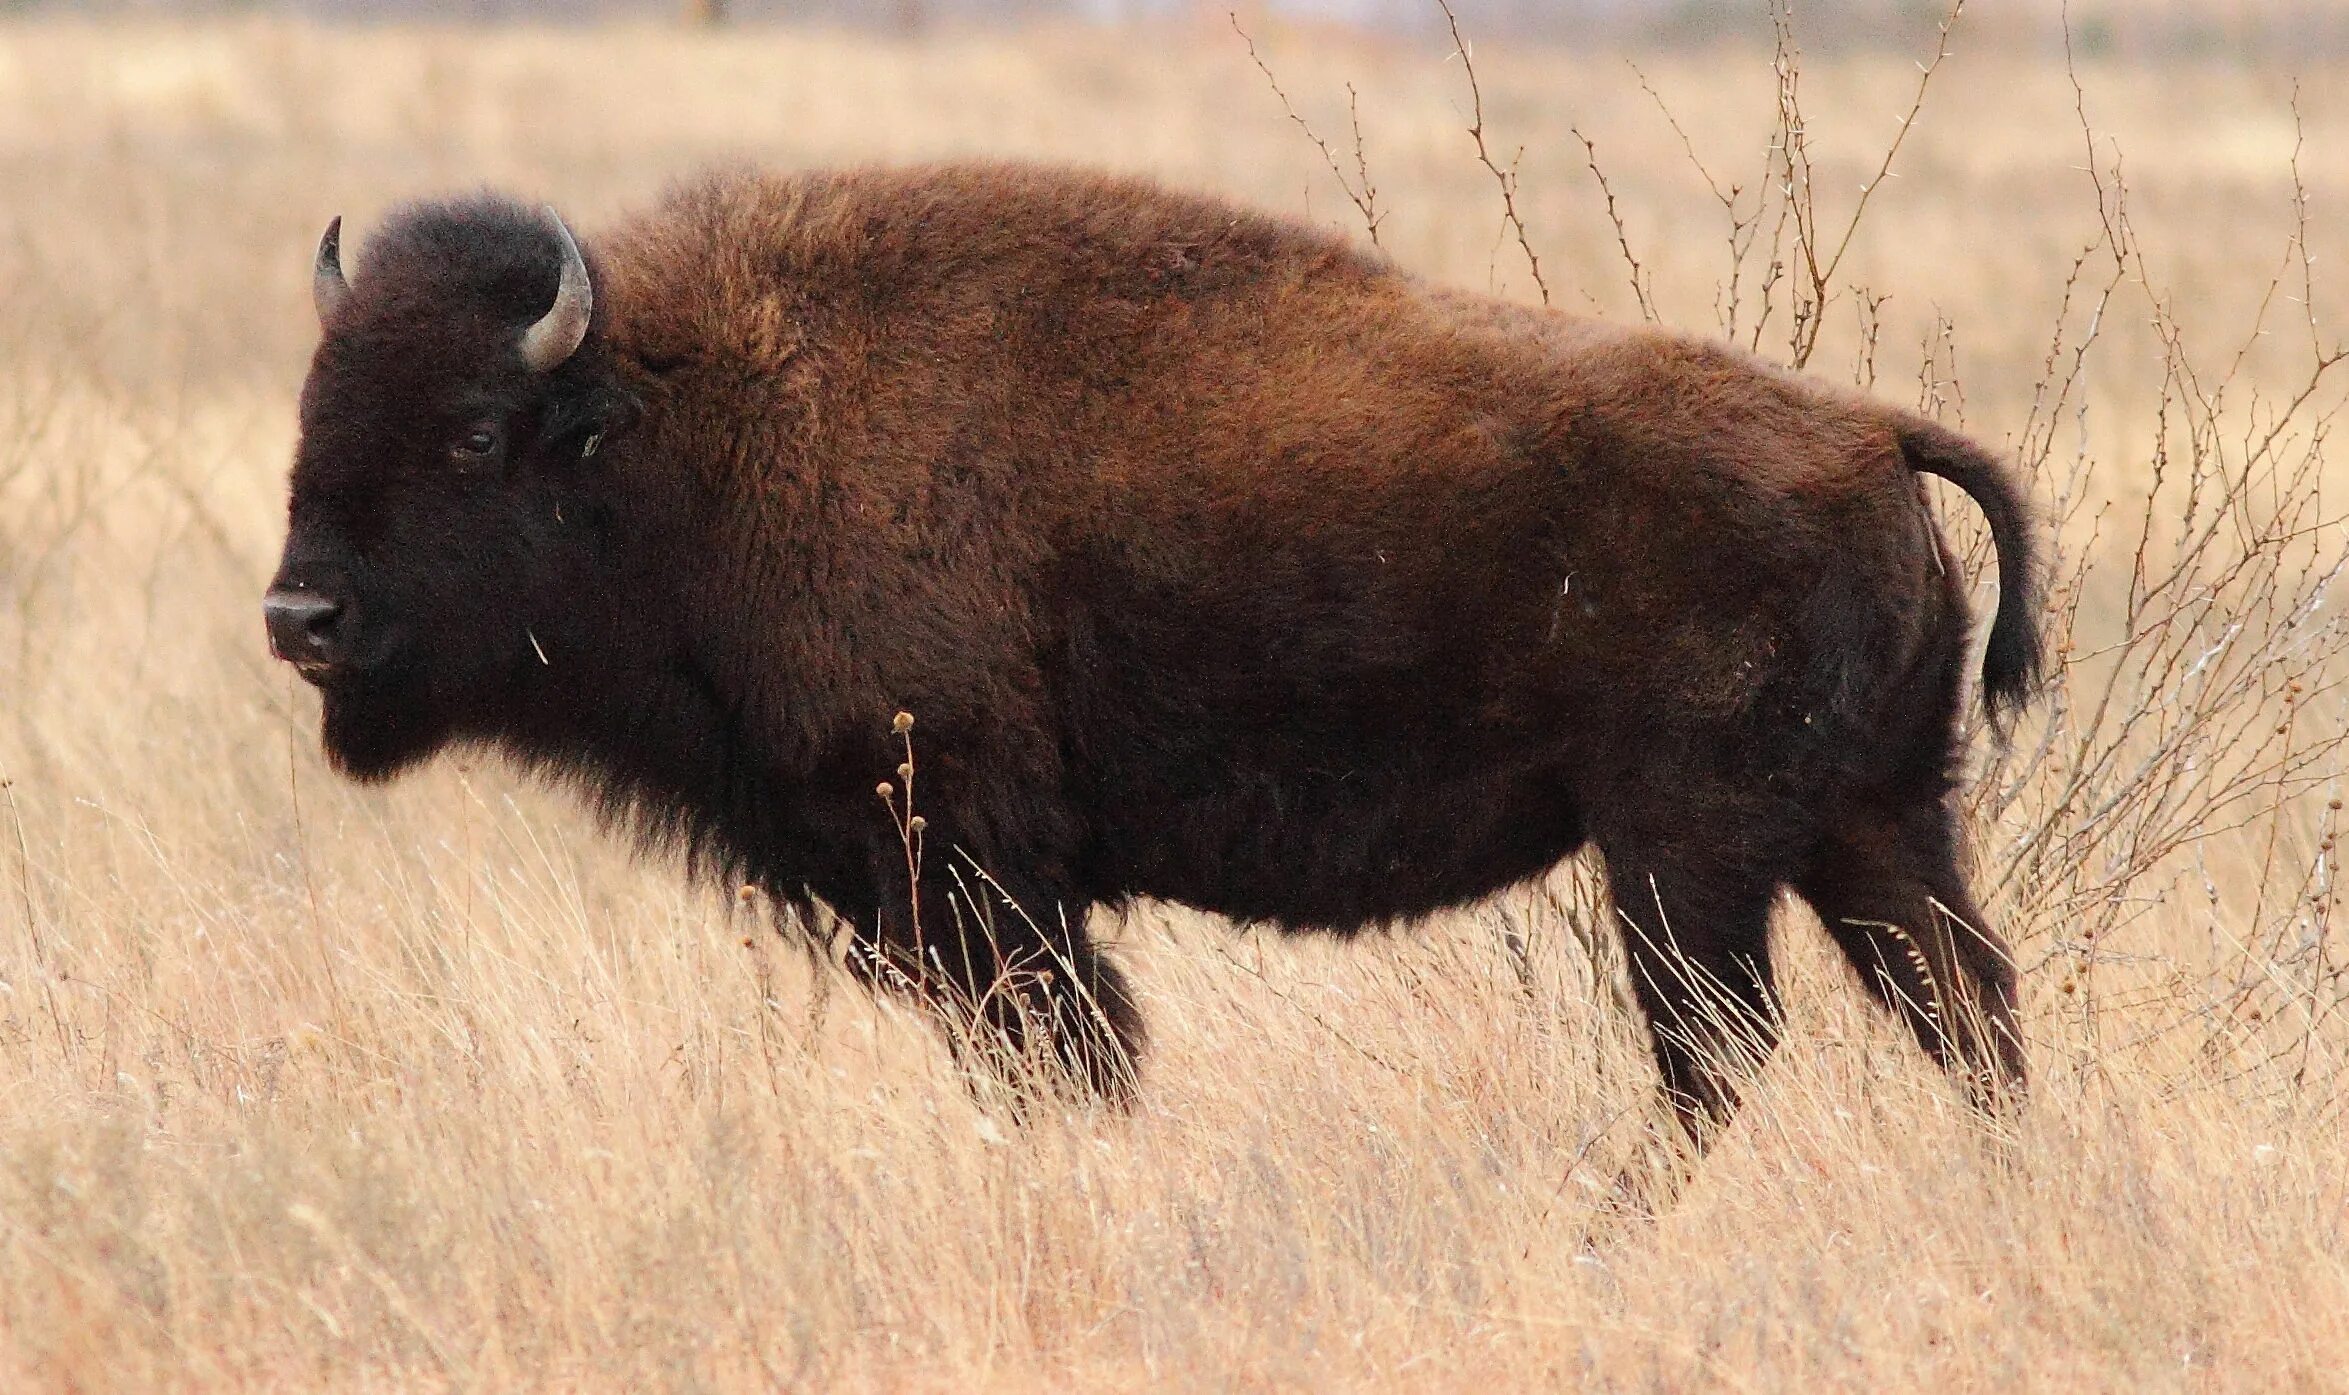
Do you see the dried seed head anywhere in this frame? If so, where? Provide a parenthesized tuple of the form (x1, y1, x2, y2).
(741, 937, 755, 949)
(876, 781, 895, 800)
(892, 711, 915, 733)
(907, 815, 927, 833)
(737, 884, 757, 903)
(897, 762, 914, 780)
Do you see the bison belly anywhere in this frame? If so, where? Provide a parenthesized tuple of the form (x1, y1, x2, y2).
(1077, 738, 1587, 934)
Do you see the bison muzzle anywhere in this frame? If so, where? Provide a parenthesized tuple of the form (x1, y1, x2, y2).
(265, 163, 2042, 1171)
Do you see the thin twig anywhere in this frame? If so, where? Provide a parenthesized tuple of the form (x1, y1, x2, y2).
(1573, 126, 1654, 321)
(1231, 13, 1384, 246)
(1433, 0, 1548, 305)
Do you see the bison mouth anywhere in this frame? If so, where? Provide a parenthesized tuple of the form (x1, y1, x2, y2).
(318, 676, 454, 784)
(285, 656, 341, 687)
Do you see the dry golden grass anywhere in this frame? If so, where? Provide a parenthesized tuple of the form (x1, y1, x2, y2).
(2, 13, 2347, 1392)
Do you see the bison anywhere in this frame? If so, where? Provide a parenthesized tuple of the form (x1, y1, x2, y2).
(266, 162, 2039, 1168)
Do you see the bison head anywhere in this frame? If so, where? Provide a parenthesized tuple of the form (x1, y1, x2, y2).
(266, 197, 632, 781)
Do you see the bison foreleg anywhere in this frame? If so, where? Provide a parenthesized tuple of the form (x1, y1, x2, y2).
(848, 856, 1144, 1110)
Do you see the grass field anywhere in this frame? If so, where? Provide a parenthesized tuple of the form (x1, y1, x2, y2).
(2, 12, 2348, 1391)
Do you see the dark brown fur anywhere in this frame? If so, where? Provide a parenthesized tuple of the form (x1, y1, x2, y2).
(269, 162, 2041, 1153)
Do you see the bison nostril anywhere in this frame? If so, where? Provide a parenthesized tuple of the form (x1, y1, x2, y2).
(263, 588, 348, 666)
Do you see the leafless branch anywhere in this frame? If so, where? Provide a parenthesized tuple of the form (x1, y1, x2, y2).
(1572, 127, 1655, 322)
(1432, 0, 1548, 306)
(1231, 12, 1384, 247)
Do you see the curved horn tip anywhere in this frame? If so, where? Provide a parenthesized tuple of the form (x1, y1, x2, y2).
(519, 206, 592, 374)
(312, 214, 351, 325)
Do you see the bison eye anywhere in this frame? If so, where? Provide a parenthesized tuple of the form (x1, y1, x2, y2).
(452, 424, 501, 461)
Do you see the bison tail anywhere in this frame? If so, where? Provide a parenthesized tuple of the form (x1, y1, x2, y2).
(1896, 418, 2046, 734)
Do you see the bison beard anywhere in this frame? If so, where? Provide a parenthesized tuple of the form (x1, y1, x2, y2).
(268, 163, 2043, 1181)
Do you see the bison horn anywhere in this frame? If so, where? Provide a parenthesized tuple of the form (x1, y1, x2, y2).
(313, 216, 350, 324)
(519, 207, 592, 373)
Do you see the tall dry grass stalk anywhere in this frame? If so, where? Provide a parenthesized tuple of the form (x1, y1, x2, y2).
(0, 11, 2345, 1391)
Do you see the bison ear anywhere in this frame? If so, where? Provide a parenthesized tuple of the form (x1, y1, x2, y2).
(539, 384, 638, 466)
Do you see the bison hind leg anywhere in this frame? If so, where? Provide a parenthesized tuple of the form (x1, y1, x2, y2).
(1582, 824, 1798, 1215)
(1795, 793, 2026, 1121)
(1599, 835, 1789, 1149)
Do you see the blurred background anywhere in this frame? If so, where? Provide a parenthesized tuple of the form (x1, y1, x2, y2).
(9, 0, 2339, 55)
(16, 0, 2349, 58)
